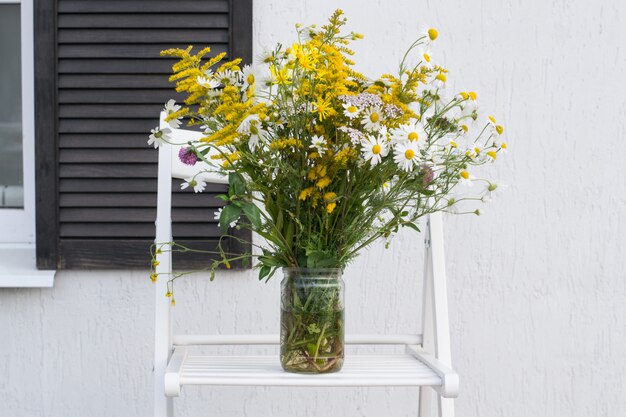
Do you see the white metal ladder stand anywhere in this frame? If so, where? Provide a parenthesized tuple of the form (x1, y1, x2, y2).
(153, 113, 459, 417)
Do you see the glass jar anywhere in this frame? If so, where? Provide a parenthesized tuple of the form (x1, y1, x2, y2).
(280, 268, 344, 373)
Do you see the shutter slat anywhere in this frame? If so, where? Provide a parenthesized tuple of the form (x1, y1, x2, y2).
(59, 119, 157, 133)
(58, 29, 229, 44)
(59, 179, 227, 193)
(60, 208, 218, 223)
(60, 134, 153, 148)
(60, 193, 224, 208)
(59, 89, 185, 104)
(60, 104, 163, 119)
(58, 14, 229, 29)
(58, 44, 227, 59)
(58, 1, 229, 14)
(59, 149, 157, 163)
(59, 74, 174, 89)
(59, 59, 178, 74)
(60, 223, 221, 238)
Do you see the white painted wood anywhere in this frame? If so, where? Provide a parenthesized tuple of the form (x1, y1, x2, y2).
(0, 244, 54, 287)
(164, 346, 449, 396)
(154, 115, 174, 417)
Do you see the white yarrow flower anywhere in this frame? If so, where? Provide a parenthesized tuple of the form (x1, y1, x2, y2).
(148, 126, 171, 148)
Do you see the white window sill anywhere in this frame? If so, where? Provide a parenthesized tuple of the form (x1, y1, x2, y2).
(0, 244, 55, 287)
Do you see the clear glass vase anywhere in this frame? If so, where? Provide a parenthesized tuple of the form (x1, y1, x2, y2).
(280, 268, 344, 373)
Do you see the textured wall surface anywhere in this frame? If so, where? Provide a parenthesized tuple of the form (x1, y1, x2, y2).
(2, 0, 626, 416)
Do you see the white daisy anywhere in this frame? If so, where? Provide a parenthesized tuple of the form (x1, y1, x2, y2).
(197, 75, 221, 89)
(216, 69, 237, 85)
(240, 64, 257, 90)
(343, 103, 361, 119)
(236, 114, 260, 135)
(390, 120, 428, 147)
(393, 141, 420, 172)
(361, 135, 389, 166)
(248, 124, 269, 151)
(255, 45, 274, 65)
(310, 135, 327, 153)
(181, 177, 206, 193)
(432, 72, 447, 89)
(163, 100, 182, 128)
(147, 126, 171, 148)
(361, 107, 383, 131)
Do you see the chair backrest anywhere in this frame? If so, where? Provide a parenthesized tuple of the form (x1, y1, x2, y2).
(158, 111, 228, 184)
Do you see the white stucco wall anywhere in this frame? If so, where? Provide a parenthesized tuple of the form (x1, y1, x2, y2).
(2, 0, 626, 416)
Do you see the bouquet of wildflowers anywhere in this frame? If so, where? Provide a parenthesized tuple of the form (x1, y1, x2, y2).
(150, 10, 507, 282)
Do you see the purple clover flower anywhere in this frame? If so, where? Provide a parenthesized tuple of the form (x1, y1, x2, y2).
(420, 164, 435, 188)
(178, 147, 199, 166)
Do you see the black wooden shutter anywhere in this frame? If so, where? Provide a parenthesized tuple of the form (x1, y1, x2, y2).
(35, 0, 252, 269)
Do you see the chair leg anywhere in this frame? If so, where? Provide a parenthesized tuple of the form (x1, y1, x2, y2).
(438, 397, 455, 417)
(419, 386, 433, 417)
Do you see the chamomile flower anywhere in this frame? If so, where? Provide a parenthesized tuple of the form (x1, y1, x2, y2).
(311, 135, 327, 153)
(237, 114, 261, 135)
(482, 182, 507, 202)
(162, 100, 182, 128)
(417, 47, 434, 68)
(361, 107, 383, 131)
(361, 135, 389, 166)
(181, 177, 206, 193)
(248, 124, 269, 151)
(393, 141, 420, 172)
(432, 72, 447, 89)
(216, 69, 238, 85)
(148, 126, 171, 148)
(197, 75, 221, 89)
(420, 25, 439, 43)
(240, 65, 256, 90)
(390, 120, 427, 147)
(343, 103, 361, 119)
(458, 170, 474, 187)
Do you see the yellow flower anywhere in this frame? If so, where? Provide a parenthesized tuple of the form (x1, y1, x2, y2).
(150, 273, 157, 283)
(323, 192, 337, 202)
(326, 202, 337, 214)
(428, 28, 438, 41)
(316, 176, 331, 189)
(495, 125, 504, 135)
(312, 96, 335, 121)
(486, 151, 497, 160)
(299, 187, 315, 201)
(460, 170, 470, 179)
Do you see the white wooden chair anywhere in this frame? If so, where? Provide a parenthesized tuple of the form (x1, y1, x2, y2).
(153, 112, 459, 417)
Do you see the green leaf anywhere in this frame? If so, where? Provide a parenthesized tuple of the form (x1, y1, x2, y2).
(307, 343, 318, 357)
(219, 204, 241, 233)
(403, 222, 421, 233)
(306, 251, 338, 268)
(241, 202, 262, 229)
(258, 255, 283, 267)
(215, 194, 230, 202)
(228, 173, 246, 196)
(419, 189, 435, 196)
(258, 265, 270, 281)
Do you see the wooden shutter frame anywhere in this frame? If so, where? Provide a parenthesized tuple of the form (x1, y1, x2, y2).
(35, 0, 253, 270)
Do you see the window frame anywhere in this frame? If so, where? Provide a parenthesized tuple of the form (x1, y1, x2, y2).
(0, 0, 36, 244)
